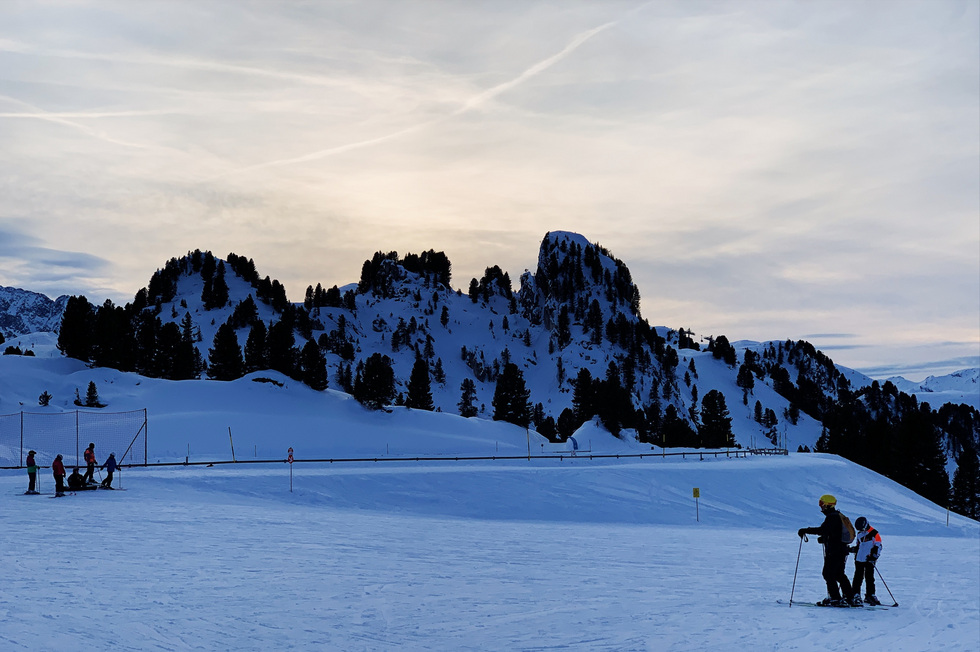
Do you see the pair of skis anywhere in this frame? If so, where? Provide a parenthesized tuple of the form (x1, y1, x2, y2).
(777, 599, 895, 610)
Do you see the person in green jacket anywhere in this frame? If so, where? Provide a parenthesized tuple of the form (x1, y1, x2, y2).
(25, 450, 39, 494)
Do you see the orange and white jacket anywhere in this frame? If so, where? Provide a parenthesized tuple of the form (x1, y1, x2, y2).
(853, 525, 882, 562)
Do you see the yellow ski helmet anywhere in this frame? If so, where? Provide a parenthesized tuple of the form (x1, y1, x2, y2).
(818, 494, 837, 509)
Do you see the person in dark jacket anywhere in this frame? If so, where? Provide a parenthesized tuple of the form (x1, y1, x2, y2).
(52, 454, 66, 497)
(798, 494, 856, 606)
(67, 467, 86, 491)
(100, 453, 118, 489)
(83, 442, 98, 484)
(26, 450, 39, 494)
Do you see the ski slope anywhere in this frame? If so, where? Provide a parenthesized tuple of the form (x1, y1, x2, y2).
(2, 454, 977, 651)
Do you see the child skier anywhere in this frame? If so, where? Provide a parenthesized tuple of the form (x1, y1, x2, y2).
(798, 494, 857, 606)
(100, 453, 118, 489)
(850, 516, 883, 606)
(52, 454, 66, 497)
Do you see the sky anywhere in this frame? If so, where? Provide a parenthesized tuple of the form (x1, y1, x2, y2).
(0, 0, 977, 382)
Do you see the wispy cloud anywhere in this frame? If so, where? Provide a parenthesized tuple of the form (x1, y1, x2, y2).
(211, 20, 618, 178)
(0, 94, 154, 149)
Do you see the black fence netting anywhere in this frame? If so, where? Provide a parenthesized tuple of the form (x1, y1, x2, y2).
(0, 409, 146, 469)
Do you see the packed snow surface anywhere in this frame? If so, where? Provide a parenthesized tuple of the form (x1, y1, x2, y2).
(3, 456, 978, 651)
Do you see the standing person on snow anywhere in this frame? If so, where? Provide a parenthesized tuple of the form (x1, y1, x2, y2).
(83, 442, 98, 485)
(798, 494, 857, 606)
(25, 450, 39, 494)
(849, 516, 883, 605)
(100, 453, 118, 489)
(52, 454, 66, 497)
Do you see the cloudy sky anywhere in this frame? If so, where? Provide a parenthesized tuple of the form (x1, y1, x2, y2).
(1, 1, 977, 380)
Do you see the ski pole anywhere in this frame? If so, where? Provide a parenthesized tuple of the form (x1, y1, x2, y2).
(873, 564, 899, 607)
(789, 534, 807, 606)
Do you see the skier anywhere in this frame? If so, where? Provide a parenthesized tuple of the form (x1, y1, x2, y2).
(849, 516, 883, 606)
(52, 454, 66, 497)
(25, 450, 39, 494)
(100, 453, 118, 489)
(798, 494, 857, 606)
(67, 467, 86, 491)
(83, 442, 98, 485)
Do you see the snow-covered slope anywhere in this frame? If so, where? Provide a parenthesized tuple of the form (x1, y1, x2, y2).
(1, 408, 977, 650)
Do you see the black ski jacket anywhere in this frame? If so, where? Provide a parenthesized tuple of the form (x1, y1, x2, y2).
(802, 507, 848, 554)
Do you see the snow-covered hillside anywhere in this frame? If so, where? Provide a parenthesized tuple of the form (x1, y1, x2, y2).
(3, 232, 979, 493)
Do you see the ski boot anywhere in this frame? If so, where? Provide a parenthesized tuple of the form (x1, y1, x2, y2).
(866, 594, 881, 606)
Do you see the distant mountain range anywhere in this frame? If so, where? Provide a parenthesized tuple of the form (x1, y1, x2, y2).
(0, 285, 69, 337)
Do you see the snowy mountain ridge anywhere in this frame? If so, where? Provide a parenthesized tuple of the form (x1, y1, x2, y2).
(2, 233, 978, 486)
(0, 284, 69, 338)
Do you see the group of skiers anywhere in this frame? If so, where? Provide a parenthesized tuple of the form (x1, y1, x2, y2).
(26, 443, 118, 497)
(799, 493, 884, 607)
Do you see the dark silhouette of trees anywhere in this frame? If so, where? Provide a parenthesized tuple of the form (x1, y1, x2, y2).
(58, 296, 94, 360)
(492, 363, 531, 427)
(244, 321, 268, 373)
(300, 339, 328, 391)
(85, 380, 104, 408)
(951, 445, 980, 519)
(354, 353, 395, 410)
(458, 378, 478, 417)
(699, 389, 733, 448)
(406, 355, 434, 410)
(208, 323, 245, 380)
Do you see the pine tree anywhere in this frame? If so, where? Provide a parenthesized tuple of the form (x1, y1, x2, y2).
(300, 340, 328, 391)
(85, 380, 103, 408)
(492, 363, 531, 427)
(208, 323, 245, 381)
(406, 355, 434, 411)
(458, 378, 478, 417)
(205, 261, 230, 310)
(596, 362, 631, 437)
(556, 306, 571, 349)
(572, 368, 596, 423)
(244, 321, 268, 372)
(557, 407, 578, 440)
(737, 364, 755, 404)
(353, 353, 395, 410)
(950, 446, 980, 519)
(699, 389, 733, 448)
(57, 295, 94, 361)
(173, 313, 200, 380)
(266, 319, 297, 378)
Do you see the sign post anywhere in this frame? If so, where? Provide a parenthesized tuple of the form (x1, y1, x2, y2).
(287, 447, 294, 492)
(693, 487, 700, 522)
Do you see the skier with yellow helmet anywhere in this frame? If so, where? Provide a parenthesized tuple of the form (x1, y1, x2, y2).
(798, 494, 858, 606)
